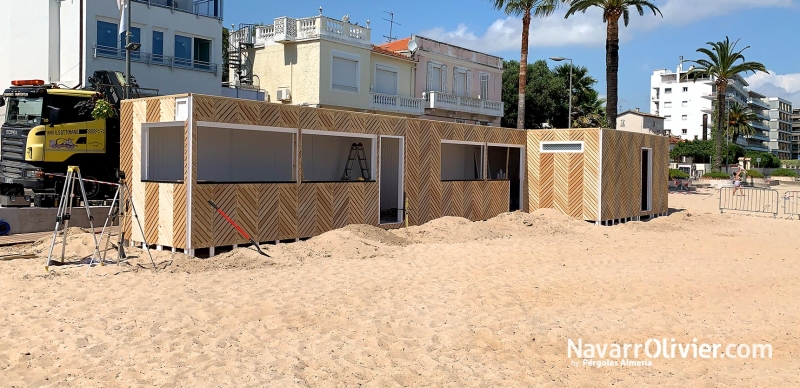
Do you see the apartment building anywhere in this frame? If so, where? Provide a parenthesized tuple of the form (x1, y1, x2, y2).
(616, 109, 666, 135)
(230, 12, 425, 117)
(767, 98, 793, 160)
(649, 58, 769, 152)
(792, 108, 800, 160)
(378, 36, 504, 126)
(0, 0, 223, 123)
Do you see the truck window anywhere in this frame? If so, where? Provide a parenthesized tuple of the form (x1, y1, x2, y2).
(47, 95, 94, 124)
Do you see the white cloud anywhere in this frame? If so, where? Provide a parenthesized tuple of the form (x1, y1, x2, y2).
(745, 71, 800, 105)
(419, 0, 794, 54)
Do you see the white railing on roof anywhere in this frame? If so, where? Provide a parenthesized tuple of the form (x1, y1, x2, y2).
(425, 91, 504, 117)
(252, 15, 371, 47)
(370, 93, 425, 115)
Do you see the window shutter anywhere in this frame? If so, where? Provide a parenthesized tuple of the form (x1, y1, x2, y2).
(441, 65, 447, 93)
(426, 62, 433, 91)
(466, 70, 472, 97)
(332, 56, 358, 92)
(452, 68, 457, 94)
(375, 67, 397, 95)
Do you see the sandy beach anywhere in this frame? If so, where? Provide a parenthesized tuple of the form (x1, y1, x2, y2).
(1, 188, 799, 387)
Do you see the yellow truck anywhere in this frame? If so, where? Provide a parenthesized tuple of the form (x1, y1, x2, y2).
(1, 71, 155, 200)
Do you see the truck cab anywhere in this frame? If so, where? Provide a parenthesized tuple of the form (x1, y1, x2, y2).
(1, 80, 112, 198)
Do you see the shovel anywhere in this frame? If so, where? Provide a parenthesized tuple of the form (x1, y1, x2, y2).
(207, 200, 270, 257)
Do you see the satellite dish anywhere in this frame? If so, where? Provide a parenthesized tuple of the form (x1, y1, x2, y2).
(407, 39, 418, 53)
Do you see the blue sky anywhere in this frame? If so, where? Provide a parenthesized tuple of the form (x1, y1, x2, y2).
(225, 0, 800, 111)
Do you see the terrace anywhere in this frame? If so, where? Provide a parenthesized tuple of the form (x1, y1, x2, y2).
(131, 0, 223, 19)
(229, 15, 372, 50)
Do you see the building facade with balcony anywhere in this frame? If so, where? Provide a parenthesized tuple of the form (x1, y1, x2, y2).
(231, 13, 424, 117)
(649, 58, 770, 153)
(0, 0, 223, 122)
(766, 97, 793, 160)
(378, 36, 504, 126)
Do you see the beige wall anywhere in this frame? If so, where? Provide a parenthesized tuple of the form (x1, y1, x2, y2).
(617, 114, 665, 135)
(251, 41, 321, 105)
(250, 40, 415, 113)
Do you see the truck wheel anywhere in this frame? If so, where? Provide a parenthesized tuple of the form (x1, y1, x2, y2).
(80, 170, 108, 200)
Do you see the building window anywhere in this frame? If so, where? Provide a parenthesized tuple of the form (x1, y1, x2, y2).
(453, 68, 469, 96)
(665, 88, 672, 94)
(97, 21, 118, 55)
(682, 115, 687, 121)
(682, 101, 688, 107)
(332, 51, 360, 93)
(665, 115, 672, 121)
(174, 35, 192, 67)
(664, 101, 672, 108)
(683, 87, 688, 92)
(374, 64, 398, 95)
(620, 119, 625, 127)
(480, 73, 489, 100)
(152, 31, 164, 62)
(142, 124, 185, 182)
(427, 62, 445, 92)
(682, 128, 688, 134)
(193, 38, 211, 69)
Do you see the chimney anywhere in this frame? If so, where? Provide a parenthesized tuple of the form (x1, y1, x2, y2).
(636, 107, 640, 112)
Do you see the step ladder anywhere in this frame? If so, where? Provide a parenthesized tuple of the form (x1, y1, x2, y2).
(341, 143, 370, 181)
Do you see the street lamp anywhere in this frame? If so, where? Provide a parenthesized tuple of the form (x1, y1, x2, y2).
(550, 57, 572, 129)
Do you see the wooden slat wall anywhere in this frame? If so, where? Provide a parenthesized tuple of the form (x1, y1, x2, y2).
(124, 95, 527, 250)
(527, 129, 601, 221)
(600, 129, 669, 220)
(120, 96, 185, 247)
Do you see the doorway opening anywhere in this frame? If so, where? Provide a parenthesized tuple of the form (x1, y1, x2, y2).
(641, 148, 652, 212)
(380, 136, 404, 224)
(488, 145, 523, 211)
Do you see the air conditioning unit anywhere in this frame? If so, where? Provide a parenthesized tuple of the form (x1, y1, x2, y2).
(276, 87, 291, 102)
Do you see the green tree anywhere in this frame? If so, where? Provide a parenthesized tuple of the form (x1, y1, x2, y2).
(552, 64, 606, 127)
(565, 0, 662, 128)
(684, 37, 767, 171)
(222, 27, 230, 83)
(501, 60, 568, 128)
(726, 104, 757, 145)
(491, 0, 566, 129)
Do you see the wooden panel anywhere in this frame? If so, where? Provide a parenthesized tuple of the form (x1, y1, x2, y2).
(130, 100, 147, 242)
(191, 184, 214, 247)
(172, 184, 186, 248)
(236, 184, 259, 244)
(485, 180, 510, 218)
(277, 184, 298, 240)
(119, 101, 133, 238)
(527, 129, 602, 222)
(144, 182, 159, 244)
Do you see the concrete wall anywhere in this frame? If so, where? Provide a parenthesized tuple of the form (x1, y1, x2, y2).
(617, 113, 665, 135)
(318, 41, 373, 111)
(0, 206, 113, 235)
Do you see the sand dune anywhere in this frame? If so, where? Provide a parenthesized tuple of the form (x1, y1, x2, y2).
(1, 188, 799, 387)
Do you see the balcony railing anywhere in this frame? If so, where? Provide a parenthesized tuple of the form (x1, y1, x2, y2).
(242, 16, 370, 48)
(424, 91, 504, 118)
(94, 45, 218, 75)
(132, 0, 223, 20)
(370, 93, 424, 116)
(748, 98, 770, 110)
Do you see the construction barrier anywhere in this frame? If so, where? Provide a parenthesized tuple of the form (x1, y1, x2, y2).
(719, 187, 780, 218)
(783, 191, 800, 220)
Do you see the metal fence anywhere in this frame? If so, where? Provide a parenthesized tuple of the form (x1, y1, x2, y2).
(783, 191, 800, 219)
(719, 187, 780, 218)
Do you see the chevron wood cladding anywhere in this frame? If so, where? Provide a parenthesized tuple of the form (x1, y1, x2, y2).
(527, 129, 600, 221)
(600, 130, 668, 221)
(126, 95, 532, 250)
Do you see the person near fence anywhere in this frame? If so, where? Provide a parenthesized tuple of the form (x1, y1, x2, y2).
(732, 168, 744, 196)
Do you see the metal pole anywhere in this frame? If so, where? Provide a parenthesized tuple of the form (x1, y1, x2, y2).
(125, 0, 131, 99)
(568, 59, 572, 129)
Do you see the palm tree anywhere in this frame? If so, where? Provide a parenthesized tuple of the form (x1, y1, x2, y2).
(492, 0, 566, 129)
(553, 63, 598, 110)
(684, 37, 767, 171)
(726, 103, 758, 145)
(565, 0, 662, 128)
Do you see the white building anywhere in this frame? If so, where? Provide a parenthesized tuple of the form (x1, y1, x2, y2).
(766, 97, 793, 160)
(0, 0, 223, 121)
(649, 58, 769, 153)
